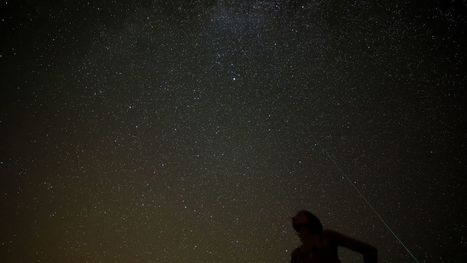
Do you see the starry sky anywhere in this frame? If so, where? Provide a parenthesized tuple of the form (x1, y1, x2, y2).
(1, 0, 466, 262)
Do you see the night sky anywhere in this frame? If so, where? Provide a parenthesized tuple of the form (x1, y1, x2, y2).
(1, 0, 466, 262)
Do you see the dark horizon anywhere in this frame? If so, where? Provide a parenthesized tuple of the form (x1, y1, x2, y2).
(1, 0, 466, 262)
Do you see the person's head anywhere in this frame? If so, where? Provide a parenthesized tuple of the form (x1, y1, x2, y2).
(292, 210, 323, 244)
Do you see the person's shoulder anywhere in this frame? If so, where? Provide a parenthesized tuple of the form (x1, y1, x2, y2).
(322, 229, 343, 243)
(323, 228, 340, 238)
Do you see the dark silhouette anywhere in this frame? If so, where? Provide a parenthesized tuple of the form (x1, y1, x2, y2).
(291, 210, 377, 263)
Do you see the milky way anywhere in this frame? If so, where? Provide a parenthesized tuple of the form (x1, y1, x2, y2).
(1, 1, 466, 262)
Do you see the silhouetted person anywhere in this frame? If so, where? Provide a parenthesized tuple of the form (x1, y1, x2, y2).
(291, 210, 377, 263)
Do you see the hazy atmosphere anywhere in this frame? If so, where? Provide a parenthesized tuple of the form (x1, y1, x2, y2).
(1, 0, 466, 262)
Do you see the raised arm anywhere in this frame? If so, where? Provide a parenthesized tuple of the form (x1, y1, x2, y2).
(325, 229, 377, 263)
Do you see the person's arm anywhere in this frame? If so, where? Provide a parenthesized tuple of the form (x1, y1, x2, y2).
(325, 229, 377, 263)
